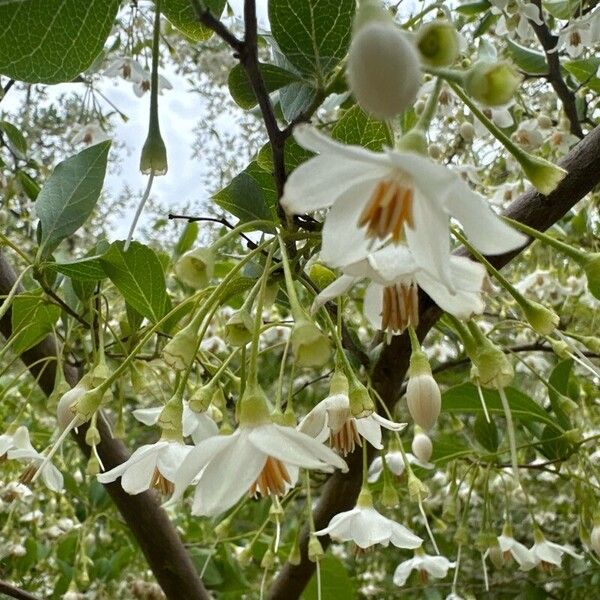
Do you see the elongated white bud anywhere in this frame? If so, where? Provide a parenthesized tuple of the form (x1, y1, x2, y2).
(591, 524, 600, 556)
(411, 430, 433, 463)
(406, 373, 441, 430)
(57, 384, 88, 432)
(346, 3, 421, 119)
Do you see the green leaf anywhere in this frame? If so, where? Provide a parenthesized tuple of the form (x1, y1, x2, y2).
(563, 58, 600, 93)
(547, 359, 573, 429)
(506, 39, 548, 75)
(278, 80, 317, 122)
(16, 170, 40, 201)
(100, 241, 171, 325)
(228, 62, 299, 109)
(331, 105, 393, 151)
(473, 11, 497, 38)
(0, 120, 27, 158)
(455, 0, 491, 15)
(0, 0, 121, 84)
(163, 0, 227, 42)
(256, 138, 313, 174)
(431, 433, 474, 465)
(45, 256, 107, 281)
(212, 162, 277, 229)
(269, 0, 355, 80)
(175, 221, 199, 256)
(474, 413, 500, 452)
(36, 141, 111, 258)
(10, 292, 61, 354)
(442, 383, 555, 427)
(304, 555, 357, 600)
(544, 0, 577, 19)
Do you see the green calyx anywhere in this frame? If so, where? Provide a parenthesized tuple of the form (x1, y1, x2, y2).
(189, 382, 217, 413)
(464, 60, 521, 107)
(520, 299, 559, 335)
(162, 322, 198, 370)
(348, 376, 374, 418)
(238, 381, 271, 427)
(417, 20, 459, 67)
(329, 369, 349, 396)
(468, 324, 514, 389)
(158, 394, 183, 436)
(356, 486, 374, 508)
(408, 348, 432, 378)
(225, 309, 254, 347)
(397, 128, 428, 155)
(290, 316, 332, 368)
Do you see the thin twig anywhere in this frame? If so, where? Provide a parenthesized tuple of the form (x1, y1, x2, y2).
(0, 580, 41, 600)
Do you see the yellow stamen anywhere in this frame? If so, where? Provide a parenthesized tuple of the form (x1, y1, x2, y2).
(249, 456, 291, 498)
(329, 420, 362, 456)
(19, 464, 37, 486)
(151, 469, 174, 495)
(381, 283, 419, 334)
(358, 179, 415, 242)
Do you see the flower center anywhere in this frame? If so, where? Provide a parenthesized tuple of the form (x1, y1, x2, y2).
(151, 469, 174, 495)
(418, 568, 429, 584)
(381, 283, 419, 334)
(19, 464, 38, 486)
(569, 31, 581, 47)
(329, 420, 362, 456)
(358, 178, 414, 243)
(249, 457, 291, 498)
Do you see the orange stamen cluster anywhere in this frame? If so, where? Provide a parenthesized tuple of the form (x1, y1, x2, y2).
(358, 178, 415, 242)
(249, 457, 291, 497)
(381, 283, 419, 333)
(329, 420, 362, 456)
(152, 469, 174, 495)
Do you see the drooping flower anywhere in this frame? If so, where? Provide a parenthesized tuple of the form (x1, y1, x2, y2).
(133, 71, 172, 98)
(528, 530, 583, 570)
(169, 382, 347, 517)
(393, 549, 456, 586)
(103, 57, 145, 81)
(97, 439, 192, 495)
(496, 524, 536, 570)
(298, 371, 405, 455)
(314, 245, 488, 336)
(6, 427, 63, 492)
(367, 450, 433, 483)
(282, 125, 526, 286)
(315, 488, 422, 549)
(71, 123, 109, 146)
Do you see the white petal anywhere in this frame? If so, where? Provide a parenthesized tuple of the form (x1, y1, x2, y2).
(157, 443, 193, 481)
(132, 407, 162, 426)
(370, 412, 406, 432)
(390, 521, 423, 549)
(190, 414, 219, 444)
(355, 417, 383, 449)
(312, 275, 357, 312)
(363, 283, 384, 330)
(367, 456, 384, 482)
(365, 245, 417, 284)
(12, 426, 34, 452)
(532, 541, 563, 566)
(192, 431, 265, 516)
(393, 558, 418, 587)
(423, 555, 455, 579)
(250, 424, 347, 472)
(121, 447, 161, 494)
(350, 508, 395, 548)
(297, 403, 328, 439)
(315, 508, 359, 539)
(41, 463, 64, 492)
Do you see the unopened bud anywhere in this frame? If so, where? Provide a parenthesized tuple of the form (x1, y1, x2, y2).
(308, 533, 324, 562)
(517, 152, 566, 195)
(86, 454, 100, 476)
(348, 378, 374, 419)
(238, 545, 254, 566)
(454, 525, 469, 545)
(214, 517, 231, 539)
(261, 549, 275, 569)
(488, 543, 504, 569)
(428, 143, 442, 159)
(85, 426, 101, 447)
(57, 384, 89, 431)
(140, 128, 168, 175)
(416, 20, 459, 67)
(175, 247, 215, 289)
(163, 322, 198, 370)
(381, 478, 400, 508)
(225, 309, 254, 347)
(471, 342, 514, 390)
(406, 352, 441, 430)
(411, 430, 433, 464)
(189, 383, 216, 413)
(309, 263, 337, 290)
(290, 317, 331, 368)
(465, 61, 521, 107)
(591, 524, 600, 556)
(288, 533, 302, 565)
(521, 299, 559, 335)
(407, 470, 429, 501)
(459, 121, 475, 142)
(397, 129, 428, 155)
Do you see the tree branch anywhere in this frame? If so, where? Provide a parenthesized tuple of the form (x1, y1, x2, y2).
(0, 580, 40, 600)
(529, 0, 584, 138)
(267, 125, 600, 599)
(0, 256, 210, 600)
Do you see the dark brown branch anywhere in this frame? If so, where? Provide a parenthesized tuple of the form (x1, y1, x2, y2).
(0, 256, 210, 600)
(267, 125, 600, 599)
(189, 0, 243, 51)
(529, 0, 584, 138)
(0, 580, 40, 600)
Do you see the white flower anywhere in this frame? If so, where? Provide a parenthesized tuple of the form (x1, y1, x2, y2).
(71, 123, 109, 146)
(346, 16, 421, 119)
(7, 427, 63, 492)
(282, 125, 526, 287)
(314, 245, 488, 335)
(169, 422, 347, 517)
(497, 528, 536, 570)
(552, 18, 594, 58)
(298, 382, 405, 456)
(133, 71, 173, 97)
(97, 440, 192, 495)
(529, 532, 583, 569)
(103, 57, 145, 81)
(0, 427, 22, 458)
(315, 490, 422, 549)
(393, 550, 456, 586)
(367, 451, 433, 483)
(411, 431, 433, 464)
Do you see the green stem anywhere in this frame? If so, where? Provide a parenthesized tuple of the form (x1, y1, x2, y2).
(416, 77, 443, 131)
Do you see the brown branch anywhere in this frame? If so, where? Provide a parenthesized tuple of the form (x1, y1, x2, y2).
(0, 580, 40, 600)
(529, 0, 584, 138)
(0, 256, 210, 600)
(267, 125, 600, 599)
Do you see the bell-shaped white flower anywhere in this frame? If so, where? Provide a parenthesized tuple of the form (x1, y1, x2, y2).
(71, 123, 109, 146)
(393, 548, 456, 586)
(0, 427, 23, 458)
(346, 1, 421, 119)
(282, 125, 526, 286)
(298, 372, 405, 456)
(497, 523, 536, 570)
(103, 57, 145, 81)
(314, 245, 487, 336)
(529, 530, 583, 569)
(97, 439, 192, 495)
(368, 450, 433, 483)
(168, 382, 348, 517)
(7, 427, 63, 492)
(315, 488, 422, 549)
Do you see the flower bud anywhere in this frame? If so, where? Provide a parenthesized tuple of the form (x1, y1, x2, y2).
(428, 143, 442, 159)
(86, 454, 100, 476)
(225, 309, 254, 347)
(163, 322, 198, 370)
(175, 247, 215, 289)
(261, 548, 275, 569)
(140, 128, 168, 175)
(308, 263, 337, 291)
(471, 340, 514, 390)
(214, 517, 231, 540)
(57, 384, 89, 432)
(411, 430, 433, 464)
(290, 317, 331, 368)
(488, 542, 504, 569)
(85, 426, 101, 447)
(189, 383, 216, 413)
(407, 469, 429, 500)
(454, 525, 469, 546)
(238, 545, 254, 566)
(459, 121, 475, 142)
(520, 299, 559, 335)
(537, 114, 553, 129)
(348, 377, 374, 419)
(381, 478, 400, 508)
(308, 533, 324, 562)
(517, 153, 566, 195)
(416, 20, 459, 67)
(465, 61, 521, 107)
(397, 129, 428, 155)
(406, 353, 441, 430)
(74, 388, 104, 423)
(583, 254, 600, 300)
(158, 395, 183, 434)
(346, 1, 421, 119)
(288, 532, 302, 566)
(549, 337, 571, 360)
(591, 523, 600, 556)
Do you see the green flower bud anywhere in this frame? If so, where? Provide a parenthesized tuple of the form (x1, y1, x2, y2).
(488, 542, 504, 569)
(521, 300, 559, 335)
(517, 153, 567, 196)
(175, 247, 215, 289)
(348, 377, 374, 418)
(564, 428, 582, 444)
(288, 532, 302, 566)
(85, 426, 101, 447)
(140, 127, 168, 175)
(381, 478, 400, 508)
(261, 549, 275, 570)
(214, 517, 231, 540)
(238, 545, 254, 567)
(558, 394, 579, 414)
(225, 309, 254, 347)
(459, 121, 475, 142)
(189, 383, 216, 413)
(407, 469, 429, 501)
(290, 317, 331, 368)
(549, 338, 571, 360)
(309, 263, 337, 291)
(76, 388, 105, 422)
(86, 454, 100, 476)
(416, 20, 459, 67)
(590, 524, 600, 556)
(163, 322, 198, 370)
(470, 331, 514, 390)
(397, 129, 428, 155)
(307, 533, 324, 562)
(465, 61, 521, 107)
(158, 394, 183, 435)
(263, 279, 280, 309)
(454, 525, 469, 546)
